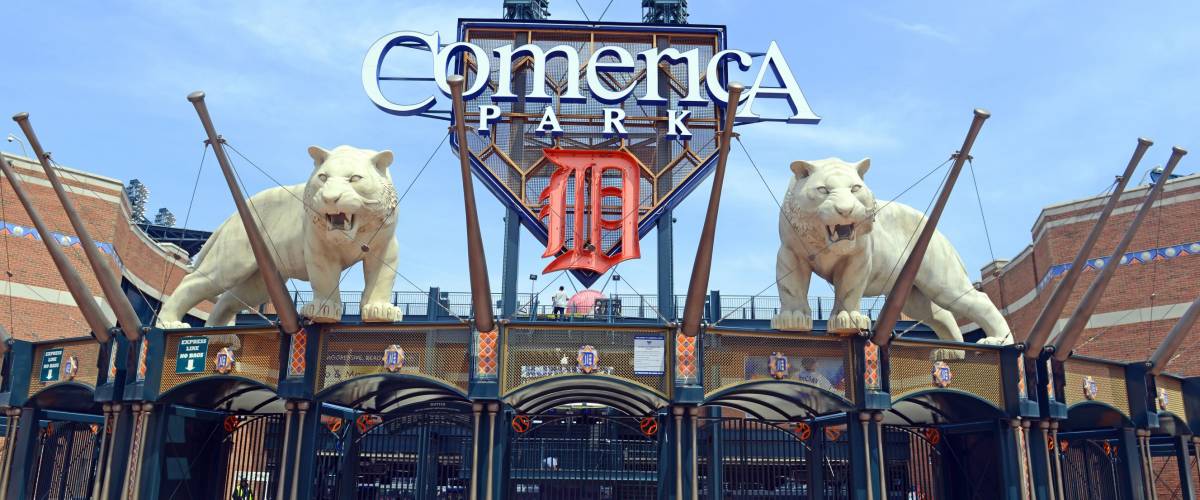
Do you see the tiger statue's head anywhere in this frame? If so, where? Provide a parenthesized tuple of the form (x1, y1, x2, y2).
(782, 157, 877, 255)
(304, 145, 399, 240)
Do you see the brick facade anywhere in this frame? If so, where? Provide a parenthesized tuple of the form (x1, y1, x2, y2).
(977, 173, 1200, 375)
(0, 152, 210, 342)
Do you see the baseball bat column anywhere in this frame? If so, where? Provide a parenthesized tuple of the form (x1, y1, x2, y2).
(12, 113, 146, 341)
(448, 76, 496, 334)
(1024, 139, 1152, 356)
(186, 91, 302, 336)
(1147, 295, 1200, 376)
(1022, 138, 1150, 500)
(1, 158, 115, 500)
(0, 158, 114, 342)
(680, 83, 742, 338)
(871, 109, 990, 345)
(448, 75, 499, 500)
(11, 114, 145, 500)
(1050, 146, 1188, 361)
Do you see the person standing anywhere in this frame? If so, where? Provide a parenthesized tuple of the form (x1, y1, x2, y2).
(233, 478, 254, 500)
(552, 286, 569, 320)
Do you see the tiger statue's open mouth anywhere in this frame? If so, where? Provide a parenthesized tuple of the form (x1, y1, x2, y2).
(325, 212, 356, 231)
(825, 223, 855, 242)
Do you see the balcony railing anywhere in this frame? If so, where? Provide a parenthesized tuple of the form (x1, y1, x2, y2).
(284, 290, 884, 323)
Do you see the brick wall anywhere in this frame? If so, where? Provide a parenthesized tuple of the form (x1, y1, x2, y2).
(0, 152, 210, 342)
(977, 173, 1200, 375)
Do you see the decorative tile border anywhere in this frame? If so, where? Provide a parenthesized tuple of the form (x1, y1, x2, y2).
(0, 220, 123, 269)
(1038, 240, 1200, 290)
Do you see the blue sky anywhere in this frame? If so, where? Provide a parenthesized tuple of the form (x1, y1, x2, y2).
(2, 1, 1197, 303)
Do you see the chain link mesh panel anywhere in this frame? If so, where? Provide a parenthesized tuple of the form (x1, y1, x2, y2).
(889, 341, 1004, 409)
(701, 329, 854, 401)
(1064, 359, 1129, 413)
(160, 328, 280, 393)
(28, 339, 99, 392)
(315, 324, 472, 392)
(501, 325, 671, 397)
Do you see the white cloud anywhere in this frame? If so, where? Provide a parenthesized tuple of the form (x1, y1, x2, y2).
(870, 15, 957, 44)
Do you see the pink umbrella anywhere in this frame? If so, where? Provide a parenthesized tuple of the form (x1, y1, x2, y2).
(567, 289, 606, 314)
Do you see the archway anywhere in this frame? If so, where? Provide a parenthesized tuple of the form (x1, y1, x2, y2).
(886, 390, 1008, 499)
(1057, 402, 1136, 500)
(24, 383, 103, 499)
(155, 376, 286, 500)
(507, 403, 662, 500)
(311, 373, 474, 500)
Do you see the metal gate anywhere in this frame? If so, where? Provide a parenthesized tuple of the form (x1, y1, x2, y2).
(314, 411, 473, 500)
(697, 417, 827, 499)
(29, 420, 101, 500)
(508, 412, 660, 500)
(882, 426, 947, 500)
(1060, 439, 1128, 500)
(160, 412, 286, 499)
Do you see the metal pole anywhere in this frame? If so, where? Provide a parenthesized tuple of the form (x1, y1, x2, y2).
(1052, 147, 1187, 360)
(12, 113, 145, 341)
(447, 76, 496, 334)
(681, 83, 743, 337)
(1024, 139, 1151, 356)
(0, 158, 113, 342)
(186, 91, 302, 335)
(1148, 294, 1200, 375)
(872, 109, 990, 345)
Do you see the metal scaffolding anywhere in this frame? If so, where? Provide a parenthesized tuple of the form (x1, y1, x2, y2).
(643, 0, 688, 24)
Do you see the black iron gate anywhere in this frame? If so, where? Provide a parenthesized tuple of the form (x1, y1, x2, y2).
(1060, 439, 1128, 500)
(29, 420, 102, 500)
(160, 412, 286, 499)
(882, 426, 946, 500)
(314, 411, 473, 500)
(697, 417, 825, 499)
(508, 412, 660, 500)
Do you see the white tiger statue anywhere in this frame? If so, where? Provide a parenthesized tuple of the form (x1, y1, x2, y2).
(771, 157, 1012, 346)
(156, 145, 404, 328)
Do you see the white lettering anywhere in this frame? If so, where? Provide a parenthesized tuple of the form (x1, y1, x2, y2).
(603, 108, 628, 137)
(705, 49, 753, 104)
(435, 41, 490, 98)
(535, 106, 563, 135)
(478, 105, 502, 135)
(587, 47, 637, 104)
(741, 41, 821, 123)
(638, 47, 703, 105)
(361, 31, 440, 115)
(493, 44, 584, 102)
(362, 33, 819, 124)
(666, 109, 692, 139)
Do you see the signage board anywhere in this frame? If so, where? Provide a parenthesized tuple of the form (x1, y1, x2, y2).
(176, 336, 209, 374)
(363, 20, 820, 285)
(40, 348, 64, 382)
(633, 335, 665, 375)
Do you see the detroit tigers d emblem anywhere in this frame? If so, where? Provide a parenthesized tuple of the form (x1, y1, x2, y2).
(538, 149, 642, 276)
(1082, 376, 1099, 400)
(769, 352, 790, 379)
(577, 345, 600, 374)
(383, 345, 405, 373)
(63, 355, 79, 380)
(214, 347, 235, 374)
(931, 361, 953, 388)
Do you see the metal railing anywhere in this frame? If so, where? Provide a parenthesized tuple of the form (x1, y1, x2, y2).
(286, 290, 882, 323)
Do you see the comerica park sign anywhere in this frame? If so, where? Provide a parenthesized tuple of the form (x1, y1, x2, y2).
(363, 20, 820, 285)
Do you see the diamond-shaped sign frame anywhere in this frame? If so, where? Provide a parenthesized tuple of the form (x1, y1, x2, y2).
(449, 20, 729, 286)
